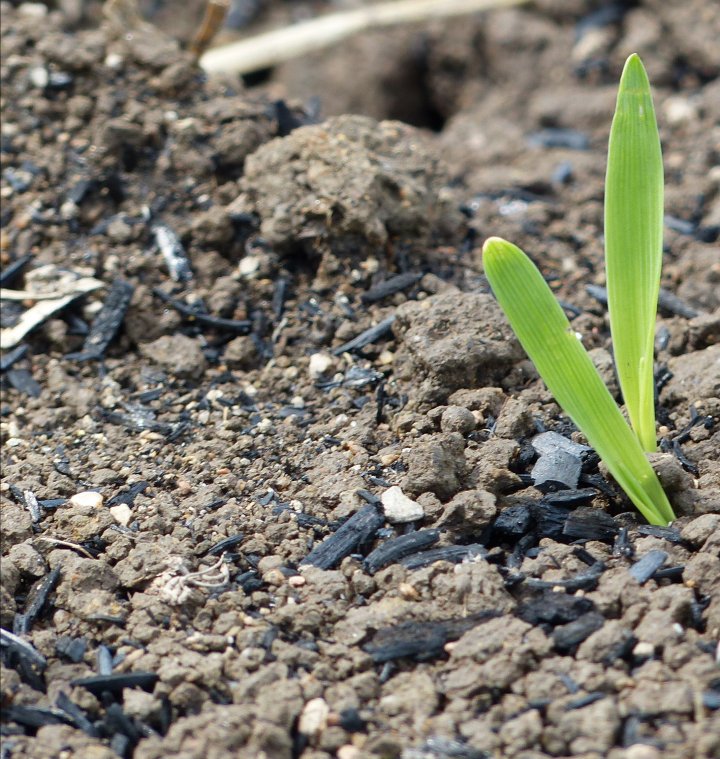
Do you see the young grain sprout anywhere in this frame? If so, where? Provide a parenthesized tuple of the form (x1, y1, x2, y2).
(483, 54, 675, 526)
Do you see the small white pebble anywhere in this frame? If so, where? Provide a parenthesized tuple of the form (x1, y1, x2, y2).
(29, 67, 49, 88)
(288, 575, 306, 587)
(308, 352, 334, 379)
(109, 503, 132, 527)
(633, 641, 655, 658)
(381, 486, 424, 524)
(298, 698, 329, 737)
(69, 491, 104, 509)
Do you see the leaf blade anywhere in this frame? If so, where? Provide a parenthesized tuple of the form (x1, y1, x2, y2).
(605, 53, 664, 452)
(483, 237, 674, 525)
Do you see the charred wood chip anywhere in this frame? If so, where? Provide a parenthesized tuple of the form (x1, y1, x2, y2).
(104, 702, 142, 748)
(301, 504, 384, 570)
(235, 570, 262, 593)
(361, 272, 422, 304)
(0, 343, 29, 372)
(100, 407, 188, 441)
(0, 628, 47, 670)
(4, 368, 41, 397)
(566, 692, 606, 710)
(491, 504, 532, 539)
(72, 672, 158, 697)
(703, 689, 720, 710)
(526, 561, 605, 592)
(516, 590, 595, 627)
(364, 529, 441, 574)
(206, 533, 245, 556)
(563, 507, 618, 542)
(271, 276, 288, 319)
(400, 544, 487, 571)
(13, 566, 61, 636)
(363, 613, 499, 663)
(332, 315, 396, 356)
(613, 528, 634, 558)
(338, 708, 367, 733)
(532, 432, 590, 460)
(153, 288, 251, 334)
(552, 611, 605, 652)
(55, 691, 99, 737)
(96, 645, 114, 676)
(534, 504, 572, 540)
(414, 736, 488, 759)
(527, 128, 589, 150)
(587, 283, 702, 319)
(66, 279, 134, 361)
(55, 636, 87, 663)
(531, 448, 582, 491)
(629, 550, 668, 584)
(653, 565, 684, 581)
(4, 705, 71, 729)
(107, 481, 150, 508)
(0, 254, 33, 288)
(635, 524, 682, 543)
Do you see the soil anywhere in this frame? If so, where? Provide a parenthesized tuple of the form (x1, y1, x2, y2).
(1, 2, 719, 759)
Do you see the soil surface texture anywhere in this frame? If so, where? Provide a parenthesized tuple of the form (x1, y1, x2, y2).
(1, 2, 719, 759)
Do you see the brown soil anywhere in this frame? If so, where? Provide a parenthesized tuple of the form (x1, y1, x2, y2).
(1, 2, 719, 759)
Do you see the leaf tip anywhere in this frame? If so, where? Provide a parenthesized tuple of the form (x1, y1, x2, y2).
(620, 53, 650, 94)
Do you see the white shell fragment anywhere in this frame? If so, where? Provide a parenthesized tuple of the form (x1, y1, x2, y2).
(381, 485, 424, 524)
(68, 491, 104, 509)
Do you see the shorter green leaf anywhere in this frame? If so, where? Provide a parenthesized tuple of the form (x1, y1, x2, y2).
(483, 237, 674, 526)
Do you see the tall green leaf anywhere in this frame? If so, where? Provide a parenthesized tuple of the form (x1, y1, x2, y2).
(605, 54, 664, 452)
(483, 237, 674, 526)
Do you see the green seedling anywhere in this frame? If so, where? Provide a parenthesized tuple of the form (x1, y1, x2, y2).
(482, 54, 675, 526)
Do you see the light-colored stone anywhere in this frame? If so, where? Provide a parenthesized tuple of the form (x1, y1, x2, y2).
(308, 352, 334, 379)
(68, 491, 104, 509)
(298, 697, 329, 737)
(109, 503, 132, 527)
(381, 486, 424, 524)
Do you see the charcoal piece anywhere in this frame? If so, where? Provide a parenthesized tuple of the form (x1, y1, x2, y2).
(0, 628, 47, 669)
(13, 566, 61, 635)
(104, 702, 141, 746)
(653, 565, 684, 581)
(670, 438, 698, 475)
(532, 431, 590, 459)
(332, 315, 396, 355)
(361, 273, 422, 304)
(587, 283, 701, 319)
(531, 448, 582, 490)
(517, 591, 595, 627)
(576, 4, 625, 37)
(527, 128, 589, 150)
(534, 504, 572, 540)
(418, 736, 488, 759)
(566, 692, 606, 710)
(55, 691, 99, 737)
(206, 533, 245, 556)
(4, 706, 70, 729)
(72, 672, 158, 697)
(363, 612, 498, 662)
(400, 544, 487, 571)
(11, 487, 41, 522)
(664, 215, 695, 236)
(656, 288, 701, 319)
(364, 529, 440, 574)
(0, 343, 29, 372)
(97, 645, 113, 676)
(0, 254, 32, 287)
(613, 528, 634, 558)
(338, 708, 367, 733)
(542, 488, 597, 507)
(563, 507, 618, 542)
(629, 550, 668, 584)
(702, 690, 720, 710)
(697, 225, 720, 243)
(66, 279, 134, 360)
(107, 481, 150, 508)
(552, 611, 605, 652)
(55, 636, 87, 663)
(272, 277, 288, 319)
(100, 407, 188, 441)
(235, 570, 262, 593)
(526, 561, 604, 592)
(300, 504, 384, 570)
(153, 288, 251, 333)
(492, 504, 532, 538)
(153, 224, 192, 282)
